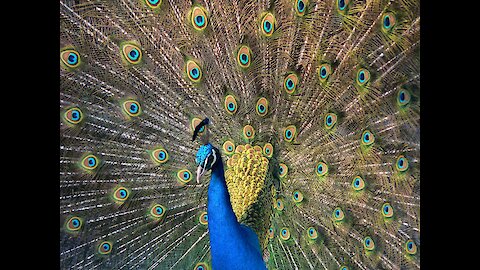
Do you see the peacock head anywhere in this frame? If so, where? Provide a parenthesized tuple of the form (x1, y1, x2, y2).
(195, 143, 221, 183)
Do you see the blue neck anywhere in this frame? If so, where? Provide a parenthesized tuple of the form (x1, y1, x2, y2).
(207, 159, 239, 238)
(207, 157, 266, 269)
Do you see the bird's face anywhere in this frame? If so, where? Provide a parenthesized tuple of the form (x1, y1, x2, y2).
(195, 143, 219, 183)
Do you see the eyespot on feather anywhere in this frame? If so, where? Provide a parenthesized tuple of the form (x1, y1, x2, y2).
(256, 97, 269, 116)
(190, 6, 208, 31)
(186, 60, 202, 83)
(284, 73, 299, 94)
(237, 45, 252, 68)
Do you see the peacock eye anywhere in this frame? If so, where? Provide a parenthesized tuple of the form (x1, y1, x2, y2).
(279, 163, 288, 178)
(316, 162, 328, 177)
(280, 227, 290, 240)
(307, 227, 318, 240)
(284, 125, 297, 142)
(352, 176, 365, 191)
(224, 95, 238, 115)
(149, 203, 166, 219)
(405, 239, 417, 255)
(337, 0, 349, 11)
(190, 6, 208, 31)
(275, 198, 284, 211)
(65, 216, 83, 232)
(395, 155, 409, 172)
(318, 63, 332, 82)
(113, 187, 130, 203)
(295, 0, 308, 16)
(261, 12, 276, 36)
(151, 148, 169, 164)
(191, 117, 206, 135)
(186, 60, 202, 83)
(177, 169, 192, 184)
(194, 262, 209, 270)
(63, 107, 83, 125)
(361, 130, 375, 146)
(199, 211, 208, 225)
(145, 0, 162, 9)
(292, 190, 303, 203)
(333, 207, 345, 221)
(237, 45, 252, 68)
(284, 73, 299, 94)
(263, 143, 273, 158)
(122, 100, 141, 117)
(382, 12, 396, 31)
(222, 140, 235, 155)
(382, 202, 394, 218)
(324, 113, 337, 129)
(98, 241, 113, 255)
(243, 125, 255, 140)
(60, 49, 81, 69)
(122, 44, 142, 64)
(81, 154, 99, 171)
(364, 236, 375, 251)
(256, 97, 269, 116)
(356, 68, 371, 86)
(268, 227, 274, 239)
(397, 89, 411, 106)
(340, 266, 349, 270)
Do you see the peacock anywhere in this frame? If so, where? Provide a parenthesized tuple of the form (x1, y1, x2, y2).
(59, 0, 420, 269)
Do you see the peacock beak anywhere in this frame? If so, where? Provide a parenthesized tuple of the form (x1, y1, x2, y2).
(196, 165, 205, 184)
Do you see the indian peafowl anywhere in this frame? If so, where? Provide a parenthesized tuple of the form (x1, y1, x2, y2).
(59, 0, 420, 269)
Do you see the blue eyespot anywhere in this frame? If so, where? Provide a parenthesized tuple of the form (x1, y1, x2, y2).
(98, 241, 113, 254)
(195, 15, 205, 27)
(285, 130, 292, 139)
(338, 0, 346, 10)
(279, 166, 284, 173)
(183, 172, 190, 180)
(317, 164, 323, 173)
(72, 219, 79, 227)
(156, 207, 163, 214)
(297, 0, 305, 12)
(128, 49, 140, 61)
(87, 157, 96, 167)
(264, 20, 272, 33)
(396, 155, 409, 172)
(359, 71, 365, 82)
(67, 53, 78, 65)
(240, 53, 249, 65)
(326, 115, 333, 125)
(129, 103, 139, 114)
(258, 104, 266, 113)
(282, 229, 287, 235)
(190, 67, 200, 79)
(361, 130, 374, 146)
(320, 67, 327, 78)
(119, 189, 127, 198)
(286, 79, 294, 90)
(384, 15, 391, 28)
(71, 110, 80, 121)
